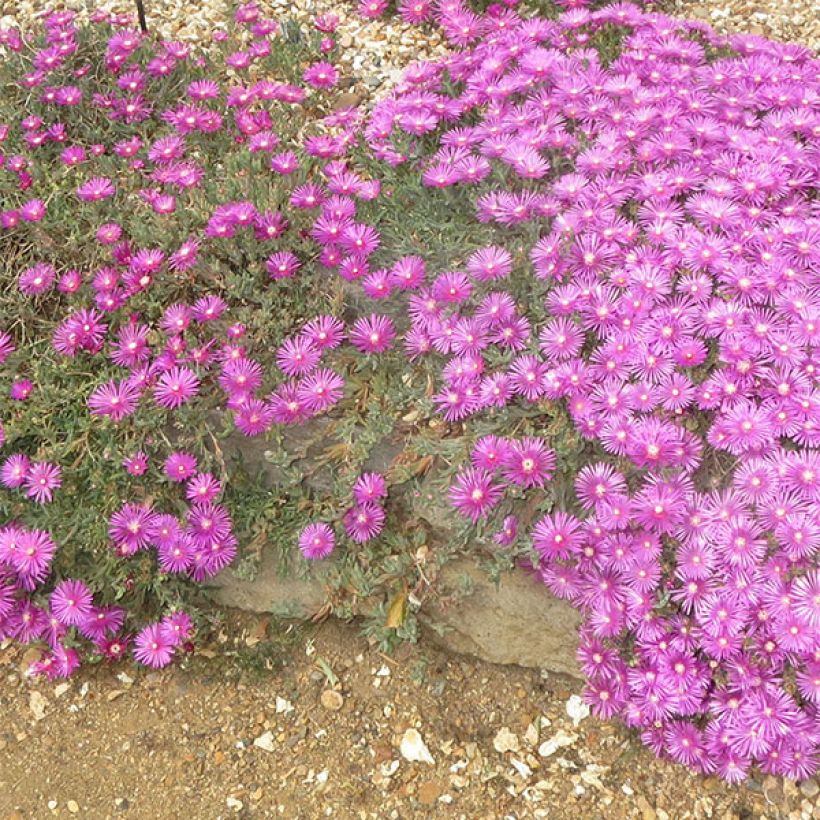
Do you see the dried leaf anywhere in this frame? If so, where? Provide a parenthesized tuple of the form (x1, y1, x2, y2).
(385, 589, 407, 630)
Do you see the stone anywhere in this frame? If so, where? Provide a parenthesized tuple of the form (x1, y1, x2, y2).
(210, 546, 327, 618)
(29, 691, 47, 722)
(537, 730, 577, 758)
(253, 731, 276, 752)
(492, 727, 520, 754)
(636, 795, 657, 820)
(399, 728, 435, 764)
(799, 779, 819, 800)
(66, 802, 79, 815)
(418, 559, 582, 678)
(320, 690, 343, 711)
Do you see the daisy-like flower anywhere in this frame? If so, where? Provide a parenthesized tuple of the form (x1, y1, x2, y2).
(133, 623, 175, 668)
(467, 245, 513, 281)
(301, 315, 345, 350)
(76, 176, 116, 202)
(153, 366, 200, 409)
(303, 61, 339, 89)
(109, 503, 155, 554)
(449, 467, 503, 523)
(501, 438, 556, 489)
(352, 473, 387, 505)
(23, 461, 61, 504)
(50, 579, 93, 627)
(298, 523, 336, 559)
(349, 315, 396, 353)
(185, 473, 222, 504)
(343, 502, 386, 542)
(10, 528, 56, 584)
(165, 451, 197, 482)
(296, 368, 345, 414)
(19, 262, 55, 295)
(276, 336, 321, 376)
(160, 611, 193, 646)
(1, 454, 30, 488)
(88, 379, 141, 422)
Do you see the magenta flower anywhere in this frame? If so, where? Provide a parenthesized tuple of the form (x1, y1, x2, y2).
(501, 438, 556, 489)
(50, 579, 93, 627)
(109, 503, 155, 555)
(153, 366, 200, 409)
(76, 177, 116, 202)
(352, 473, 387, 505)
(1, 454, 30, 488)
(88, 379, 141, 422)
(165, 451, 198, 482)
(19, 262, 55, 295)
(449, 467, 504, 523)
(133, 623, 175, 668)
(349, 314, 396, 353)
(23, 461, 61, 504)
(343, 502, 386, 543)
(298, 522, 336, 560)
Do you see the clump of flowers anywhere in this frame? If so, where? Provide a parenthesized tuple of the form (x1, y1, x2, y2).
(356, 0, 819, 783)
(0, 0, 817, 784)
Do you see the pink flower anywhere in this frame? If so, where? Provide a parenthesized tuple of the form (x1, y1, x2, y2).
(24, 461, 61, 504)
(298, 523, 336, 559)
(153, 366, 200, 409)
(50, 579, 93, 627)
(76, 176, 116, 202)
(133, 623, 175, 668)
(349, 315, 395, 353)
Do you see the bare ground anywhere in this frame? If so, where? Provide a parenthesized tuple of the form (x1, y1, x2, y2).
(1, 615, 816, 820)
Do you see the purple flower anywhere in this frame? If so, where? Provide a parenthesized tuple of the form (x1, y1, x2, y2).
(133, 623, 175, 668)
(23, 461, 61, 504)
(50, 579, 93, 626)
(343, 503, 385, 543)
(76, 176, 116, 202)
(298, 523, 336, 559)
(449, 468, 503, 523)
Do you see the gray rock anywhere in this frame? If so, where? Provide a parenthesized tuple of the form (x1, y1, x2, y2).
(209, 548, 326, 619)
(418, 558, 581, 678)
(210, 553, 581, 678)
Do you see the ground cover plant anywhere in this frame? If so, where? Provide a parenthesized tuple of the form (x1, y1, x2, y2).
(0, 0, 818, 784)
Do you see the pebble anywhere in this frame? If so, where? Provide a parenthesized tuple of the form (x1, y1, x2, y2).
(253, 731, 276, 752)
(492, 727, 520, 754)
(320, 689, 343, 711)
(66, 801, 79, 814)
(565, 695, 590, 727)
(636, 794, 657, 820)
(800, 780, 819, 800)
(29, 691, 47, 722)
(399, 728, 435, 765)
(537, 730, 577, 758)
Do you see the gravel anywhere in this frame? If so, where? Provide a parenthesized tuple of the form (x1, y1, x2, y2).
(1, 616, 818, 819)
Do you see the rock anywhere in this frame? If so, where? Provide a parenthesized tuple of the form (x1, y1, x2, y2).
(538, 730, 577, 758)
(565, 695, 590, 726)
(419, 559, 582, 678)
(799, 779, 818, 800)
(320, 689, 343, 711)
(226, 796, 243, 812)
(66, 801, 79, 814)
(492, 727, 520, 754)
(253, 731, 276, 752)
(29, 691, 47, 721)
(399, 728, 435, 765)
(210, 546, 327, 618)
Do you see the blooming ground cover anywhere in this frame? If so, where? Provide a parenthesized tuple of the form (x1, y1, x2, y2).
(0, 0, 818, 784)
